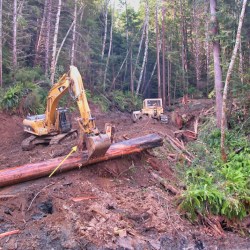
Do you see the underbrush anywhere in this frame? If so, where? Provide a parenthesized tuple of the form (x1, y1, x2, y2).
(0, 67, 48, 114)
(0, 82, 47, 114)
(179, 119, 250, 221)
(108, 90, 142, 112)
(90, 90, 142, 113)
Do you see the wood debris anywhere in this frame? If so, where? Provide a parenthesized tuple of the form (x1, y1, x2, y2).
(71, 196, 98, 202)
(0, 230, 20, 239)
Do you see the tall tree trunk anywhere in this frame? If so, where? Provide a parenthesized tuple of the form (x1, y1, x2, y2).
(156, 0, 161, 98)
(167, 38, 172, 106)
(71, 0, 77, 65)
(161, 0, 166, 107)
(13, 0, 17, 80)
(123, 0, 129, 83)
(55, 6, 83, 70)
(55, 22, 74, 69)
(0, 0, 2, 87)
(136, 0, 149, 95)
(45, 0, 52, 77)
(210, 0, 223, 128)
(111, 48, 130, 90)
(238, 37, 244, 84)
(142, 60, 157, 96)
(101, 0, 109, 60)
(130, 49, 133, 95)
(103, 2, 113, 91)
(205, 0, 210, 94)
(193, 0, 202, 89)
(180, 0, 187, 94)
(221, 0, 247, 162)
(131, 21, 146, 92)
(50, 0, 62, 85)
(35, 0, 48, 67)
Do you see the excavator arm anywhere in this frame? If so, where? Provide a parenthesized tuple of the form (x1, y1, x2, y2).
(68, 66, 111, 158)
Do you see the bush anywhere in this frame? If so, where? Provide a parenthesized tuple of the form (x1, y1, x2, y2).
(109, 90, 142, 112)
(0, 82, 47, 114)
(179, 125, 250, 220)
(92, 94, 110, 112)
(15, 67, 43, 83)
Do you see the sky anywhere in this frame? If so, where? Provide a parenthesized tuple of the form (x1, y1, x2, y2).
(114, 0, 140, 12)
(126, 0, 140, 11)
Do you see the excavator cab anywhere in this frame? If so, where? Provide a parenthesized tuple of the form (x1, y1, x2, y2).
(57, 108, 72, 133)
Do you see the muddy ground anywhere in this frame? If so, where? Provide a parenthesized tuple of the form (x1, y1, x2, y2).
(0, 100, 249, 250)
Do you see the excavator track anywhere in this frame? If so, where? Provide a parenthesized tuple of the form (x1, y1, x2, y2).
(21, 135, 37, 151)
(50, 129, 78, 145)
(21, 129, 78, 151)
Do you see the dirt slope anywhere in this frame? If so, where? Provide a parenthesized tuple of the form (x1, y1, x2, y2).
(0, 101, 249, 249)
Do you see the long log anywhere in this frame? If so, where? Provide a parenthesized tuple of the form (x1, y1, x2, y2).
(0, 134, 162, 188)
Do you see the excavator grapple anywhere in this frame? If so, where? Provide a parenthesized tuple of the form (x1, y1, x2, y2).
(86, 134, 111, 159)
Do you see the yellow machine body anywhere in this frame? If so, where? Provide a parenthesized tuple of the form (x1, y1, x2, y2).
(23, 66, 112, 159)
(141, 98, 164, 118)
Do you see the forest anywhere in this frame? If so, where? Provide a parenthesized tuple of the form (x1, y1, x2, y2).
(0, 0, 249, 249)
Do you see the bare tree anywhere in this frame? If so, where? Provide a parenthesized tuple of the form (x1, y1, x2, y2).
(123, 0, 129, 83)
(35, 0, 48, 67)
(238, 37, 244, 84)
(192, 0, 203, 89)
(167, 38, 172, 106)
(55, 6, 84, 70)
(101, 0, 109, 59)
(180, 0, 188, 94)
(45, 0, 52, 76)
(13, 0, 17, 79)
(0, 0, 2, 87)
(103, 1, 113, 91)
(50, 0, 62, 85)
(130, 49, 133, 95)
(142, 60, 157, 96)
(71, 0, 77, 65)
(221, 0, 248, 161)
(210, 0, 223, 127)
(131, 20, 146, 94)
(161, 0, 166, 107)
(205, 0, 210, 94)
(136, 0, 149, 95)
(156, 0, 161, 98)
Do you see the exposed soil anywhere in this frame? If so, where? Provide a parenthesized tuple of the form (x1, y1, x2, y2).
(0, 100, 249, 250)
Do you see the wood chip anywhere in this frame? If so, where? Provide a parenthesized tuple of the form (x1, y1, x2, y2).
(71, 196, 98, 202)
(0, 230, 20, 239)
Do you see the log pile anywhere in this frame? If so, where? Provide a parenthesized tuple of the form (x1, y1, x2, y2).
(0, 134, 163, 188)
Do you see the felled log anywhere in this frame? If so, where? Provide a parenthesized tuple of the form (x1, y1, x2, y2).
(0, 134, 162, 188)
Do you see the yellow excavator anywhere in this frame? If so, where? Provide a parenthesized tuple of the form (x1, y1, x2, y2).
(22, 66, 113, 159)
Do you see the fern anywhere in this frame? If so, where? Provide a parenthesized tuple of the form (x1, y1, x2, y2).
(181, 127, 250, 220)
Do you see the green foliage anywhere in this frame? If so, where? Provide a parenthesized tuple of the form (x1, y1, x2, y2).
(0, 82, 47, 114)
(109, 90, 142, 112)
(91, 95, 110, 112)
(179, 124, 250, 220)
(15, 67, 43, 83)
(54, 65, 65, 83)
